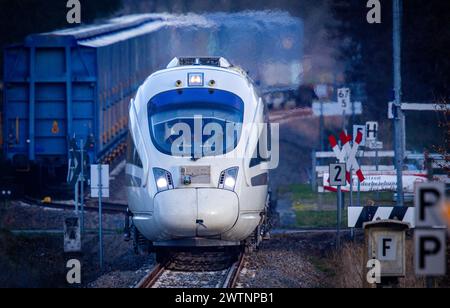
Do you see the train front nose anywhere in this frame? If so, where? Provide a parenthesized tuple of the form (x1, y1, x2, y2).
(154, 189, 239, 238)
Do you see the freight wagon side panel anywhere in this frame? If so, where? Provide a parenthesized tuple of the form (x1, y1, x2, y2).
(94, 30, 164, 160)
(96, 43, 131, 159)
(3, 46, 31, 162)
(3, 43, 97, 166)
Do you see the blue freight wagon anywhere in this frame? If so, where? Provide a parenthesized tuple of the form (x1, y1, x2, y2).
(2, 12, 303, 190)
(2, 15, 172, 175)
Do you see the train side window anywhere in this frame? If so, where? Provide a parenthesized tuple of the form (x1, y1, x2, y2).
(126, 133, 143, 168)
(250, 123, 271, 168)
(264, 103, 272, 152)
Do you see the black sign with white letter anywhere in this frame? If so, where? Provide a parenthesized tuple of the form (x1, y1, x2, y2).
(414, 182, 447, 276)
(415, 229, 447, 276)
(415, 183, 445, 228)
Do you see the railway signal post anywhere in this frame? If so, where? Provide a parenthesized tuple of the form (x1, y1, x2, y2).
(79, 139, 85, 233)
(364, 220, 409, 288)
(414, 183, 447, 287)
(353, 124, 366, 207)
(328, 130, 366, 245)
(67, 138, 88, 233)
(330, 163, 347, 249)
(91, 164, 110, 269)
(392, 0, 405, 207)
(338, 88, 351, 132)
(64, 217, 82, 253)
(67, 139, 80, 215)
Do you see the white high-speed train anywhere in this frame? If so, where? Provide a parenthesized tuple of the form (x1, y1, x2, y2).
(126, 57, 273, 254)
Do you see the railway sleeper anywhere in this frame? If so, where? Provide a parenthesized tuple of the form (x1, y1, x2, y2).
(159, 249, 240, 272)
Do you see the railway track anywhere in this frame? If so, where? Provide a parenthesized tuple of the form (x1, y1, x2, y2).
(269, 107, 313, 124)
(16, 158, 129, 214)
(136, 251, 245, 289)
(21, 196, 127, 214)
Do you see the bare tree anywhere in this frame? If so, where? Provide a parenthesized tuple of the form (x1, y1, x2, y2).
(432, 100, 450, 176)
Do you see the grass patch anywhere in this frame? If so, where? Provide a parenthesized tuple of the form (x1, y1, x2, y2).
(309, 255, 336, 277)
(282, 184, 395, 206)
(293, 202, 316, 211)
(282, 184, 394, 228)
(295, 210, 348, 228)
(329, 239, 426, 288)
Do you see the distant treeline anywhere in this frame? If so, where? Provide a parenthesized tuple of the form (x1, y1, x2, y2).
(0, 0, 448, 137)
(0, 0, 121, 74)
(330, 0, 450, 110)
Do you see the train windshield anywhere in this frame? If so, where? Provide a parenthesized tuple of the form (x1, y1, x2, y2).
(148, 88, 244, 158)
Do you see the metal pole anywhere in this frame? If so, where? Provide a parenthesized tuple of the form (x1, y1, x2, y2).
(80, 139, 85, 233)
(342, 109, 346, 132)
(98, 164, 103, 269)
(350, 171, 355, 239)
(393, 0, 405, 207)
(337, 186, 342, 249)
(320, 102, 325, 152)
(358, 179, 361, 207)
(376, 149, 380, 202)
(350, 170, 353, 207)
(351, 100, 355, 129)
(74, 178, 79, 215)
(312, 150, 317, 191)
(318, 102, 325, 199)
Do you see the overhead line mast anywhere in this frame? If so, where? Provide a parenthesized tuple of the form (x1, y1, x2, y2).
(393, 0, 405, 206)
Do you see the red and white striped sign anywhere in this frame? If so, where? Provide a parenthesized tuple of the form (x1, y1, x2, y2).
(328, 131, 365, 183)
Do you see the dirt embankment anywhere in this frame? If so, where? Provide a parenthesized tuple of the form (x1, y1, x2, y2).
(0, 200, 149, 288)
(239, 232, 337, 288)
(330, 233, 429, 288)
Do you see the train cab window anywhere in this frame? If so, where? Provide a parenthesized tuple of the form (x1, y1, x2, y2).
(148, 88, 244, 158)
(126, 133, 143, 168)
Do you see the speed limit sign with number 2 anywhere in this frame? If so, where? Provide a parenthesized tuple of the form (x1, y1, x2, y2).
(330, 163, 347, 186)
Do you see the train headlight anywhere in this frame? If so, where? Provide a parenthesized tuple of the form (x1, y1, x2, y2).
(224, 177, 236, 189)
(219, 167, 239, 191)
(188, 73, 204, 87)
(157, 178, 168, 189)
(153, 168, 174, 192)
